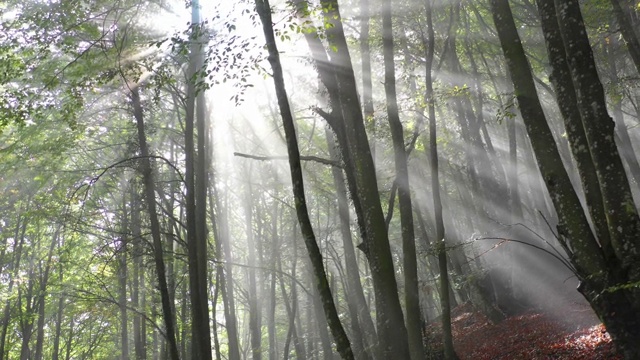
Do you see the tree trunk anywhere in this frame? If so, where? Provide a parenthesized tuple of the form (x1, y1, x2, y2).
(52, 263, 65, 360)
(381, 1, 423, 359)
(244, 184, 263, 360)
(326, 128, 374, 360)
(316, 1, 411, 356)
(536, 0, 613, 260)
(255, 1, 355, 358)
(493, 0, 640, 358)
(118, 191, 130, 360)
(553, 1, 640, 357)
(130, 87, 180, 360)
(267, 201, 280, 360)
(425, 2, 457, 359)
(359, 0, 375, 158)
(210, 184, 241, 360)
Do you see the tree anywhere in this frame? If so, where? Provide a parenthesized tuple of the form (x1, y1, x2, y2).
(381, 0, 424, 358)
(254, 0, 355, 358)
(492, 0, 640, 357)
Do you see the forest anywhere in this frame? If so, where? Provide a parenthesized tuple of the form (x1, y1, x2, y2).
(1, 0, 640, 359)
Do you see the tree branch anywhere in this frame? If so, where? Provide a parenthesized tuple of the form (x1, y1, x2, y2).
(233, 152, 342, 168)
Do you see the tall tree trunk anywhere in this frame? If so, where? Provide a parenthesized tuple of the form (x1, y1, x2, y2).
(244, 184, 263, 360)
(425, 2, 457, 359)
(492, 1, 640, 358)
(553, 1, 640, 356)
(536, 0, 612, 260)
(326, 128, 374, 360)
(210, 184, 241, 360)
(316, 1, 411, 356)
(267, 201, 280, 360)
(118, 191, 130, 360)
(131, 188, 145, 360)
(359, 0, 375, 158)
(381, 1, 423, 359)
(33, 226, 61, 360)
(51, 263, 65, 360)
(280, 235, 305, 360)
(184, 1, 212, 358)
(130, 87, 180, 360)
(255, 1, 355, 358)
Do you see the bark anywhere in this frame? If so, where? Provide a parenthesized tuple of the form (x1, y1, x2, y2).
(267, 201, 279, 360)
(555, 0, 640, 266)
(130, 87, 180, 360)
(292, 0, 370, 255)
(255, 1, 354, 358)
(32, 227, 60, 360)
(425, 2, 457, 359)
(326, 128, 374, 360)
(130, 186, 149, 360)
(244, 186, 263, 360)
(184, 2, 212, 358)
(536, 0, 612, 260)
(212, 186, 241, 360)
(359, 0, 375, 158)
(51, 264, 64, 360)
(280, 236, 305, 360)
(491, 0, 605, 276)
(381, 2, 423, 359)
(554, 1, 640, 356)
(118, 192, 130, 360)
(317, 1, 411, 357)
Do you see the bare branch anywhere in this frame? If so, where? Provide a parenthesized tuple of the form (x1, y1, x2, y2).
(233, 152, 342, 168)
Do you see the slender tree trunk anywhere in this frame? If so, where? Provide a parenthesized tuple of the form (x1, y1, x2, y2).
(255, 1, 355, 358)
(33, 227, 60, 360)
(119, 192, 130, 360)
(131, 189, 145, 360)
(130, 87, 180, 360)
(425, 1, 456, 359)
(491, 0, 604, 278)
(267, 201, 280, 360)
(244, 185, 263, 360)
(381, 1, 423, 359)
(280, 233, 306, 360)
(210, 184, 241, 360)
(0, 212, 27, 360)
(359, 0, 375, 158)
(52, 263, 65, 360)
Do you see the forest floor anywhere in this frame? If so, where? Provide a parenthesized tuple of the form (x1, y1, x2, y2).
(424, 301, 622, 359)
